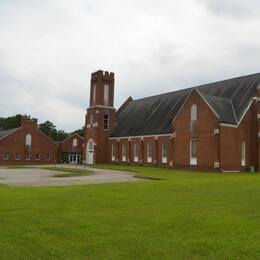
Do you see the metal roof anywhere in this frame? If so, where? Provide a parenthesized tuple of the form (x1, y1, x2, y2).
(110, 72, 260, 137)
(0, 128, 20, 141)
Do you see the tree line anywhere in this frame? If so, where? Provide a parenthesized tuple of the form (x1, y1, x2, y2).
(0, 114, 84, 142)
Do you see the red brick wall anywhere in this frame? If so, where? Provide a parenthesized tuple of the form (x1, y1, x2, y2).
(172, 90, 219, 170)
(84, 70, 116, 164)
(220, 102, 258, 171)
(60, 134, 83, 154)
(0, 120, 58, 164)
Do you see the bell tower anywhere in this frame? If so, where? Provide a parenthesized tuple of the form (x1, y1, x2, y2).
(84, 70, 116, 164)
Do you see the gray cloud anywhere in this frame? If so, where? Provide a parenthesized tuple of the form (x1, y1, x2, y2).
(199, 0, 260, 18)
(0, 0, 260, 131)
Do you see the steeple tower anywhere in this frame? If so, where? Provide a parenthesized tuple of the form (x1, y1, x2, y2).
(84, 70, 116, 164)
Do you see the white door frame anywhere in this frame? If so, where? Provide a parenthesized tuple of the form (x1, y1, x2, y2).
(86, 139, 95, 164)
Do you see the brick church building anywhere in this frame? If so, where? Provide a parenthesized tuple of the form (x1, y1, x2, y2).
(84, 70, 260, 172)
(1, 70, 260, 172)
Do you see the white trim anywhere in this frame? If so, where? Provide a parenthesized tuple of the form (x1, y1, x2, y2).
(222, 170, 240, 173)
(61, 133, 83, 143)
(89, 105, 115, 110)
(171, 91, 193, 124)
(109, 133, 172, 140)
(195, 89, 220, 119)
(220, 123, 238, 128)
(171, 89, 220, 125)
(237, 100, 253, 126)
(37, 128, 59, 146)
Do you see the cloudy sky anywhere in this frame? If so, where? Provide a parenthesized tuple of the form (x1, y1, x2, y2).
(1, 0, 260, 131)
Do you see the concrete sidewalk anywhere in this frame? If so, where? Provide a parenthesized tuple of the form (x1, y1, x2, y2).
(0, 165, 140, 187)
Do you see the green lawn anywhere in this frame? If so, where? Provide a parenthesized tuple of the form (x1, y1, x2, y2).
(1, 165, 260, 259)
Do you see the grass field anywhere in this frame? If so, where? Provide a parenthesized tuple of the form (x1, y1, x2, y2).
(1, 165, 260, 259)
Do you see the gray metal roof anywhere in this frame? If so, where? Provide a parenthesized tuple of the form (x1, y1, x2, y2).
(0, 128, 20, 141)
(110, 72, 260, 137)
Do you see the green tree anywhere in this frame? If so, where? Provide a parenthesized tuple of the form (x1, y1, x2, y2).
(0, 114, 31, 130)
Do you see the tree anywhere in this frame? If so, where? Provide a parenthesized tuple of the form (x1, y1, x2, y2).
(0, 114, 31, 130)
(71, 127, 84, 137)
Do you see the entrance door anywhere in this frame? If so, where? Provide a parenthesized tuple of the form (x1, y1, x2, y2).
(86, 139, 94, 164)
(69, 154, 77, 163)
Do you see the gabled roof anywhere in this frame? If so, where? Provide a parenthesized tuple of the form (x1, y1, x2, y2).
(60, 133, 84, 143)
(0, 128, 20, 141)
(110, 72, 260, 137)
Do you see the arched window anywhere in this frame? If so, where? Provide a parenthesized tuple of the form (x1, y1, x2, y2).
(191, 104, 197, 121)
(87, 139, 94, 151)
(25, 134, 32, 148)
(73, 138, 78, 147)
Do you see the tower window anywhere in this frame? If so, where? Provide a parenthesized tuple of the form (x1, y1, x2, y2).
(93, 85, 96, 105)
(89, 113, 94, 125)
(104, 84, 109, 106)
(104, 113, 109, 130)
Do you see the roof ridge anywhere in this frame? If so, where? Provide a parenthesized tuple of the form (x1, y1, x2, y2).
(128, 72, 260, 104)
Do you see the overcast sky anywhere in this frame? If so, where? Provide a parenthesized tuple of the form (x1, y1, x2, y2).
(1, 0, 260, 131)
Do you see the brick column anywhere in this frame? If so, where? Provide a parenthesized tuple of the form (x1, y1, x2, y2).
(141, 137, 144, 165)
(154, 136, 158, 166)
(169, 136, 174, 167)
(257, 100, 260, 171)
(128, 138, 131, 164)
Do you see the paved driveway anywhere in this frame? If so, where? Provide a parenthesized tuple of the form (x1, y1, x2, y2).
(0, 165, 140, 187)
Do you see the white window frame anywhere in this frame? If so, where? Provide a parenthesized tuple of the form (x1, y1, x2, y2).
(190, 139, 198, 165)
(25, 134, 32, 148)
(122, 144, 126, 162)
(104, 113, 109, 130)
(134, 144, 139, 162)
(15, 152, 20, 161)
(93, 85, 96, 105)
(35, 154, 40, 160)
(241, 140, 246, 166)
(3, 152, 8, 161)
(111, 144, 115, 161)
(162, 143, 167, 163)
(73, 138, 78, 147)
(147, 143, 152, 163)
(104, 84, 109, 106)
(191, 104, 197, 121)
(25, 153, 30, 161)
(46, 154, 51, 161)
